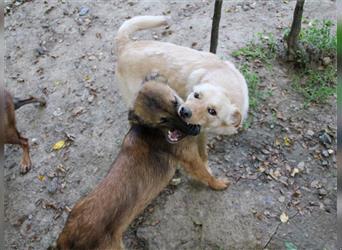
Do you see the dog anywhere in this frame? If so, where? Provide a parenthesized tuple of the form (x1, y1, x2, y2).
(2, 90, 46, 174)
(56, 77, 229, 250)
(115, 16, 249, 136)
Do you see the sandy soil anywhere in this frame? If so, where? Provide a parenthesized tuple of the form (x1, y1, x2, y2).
(4, 0, 336, 249)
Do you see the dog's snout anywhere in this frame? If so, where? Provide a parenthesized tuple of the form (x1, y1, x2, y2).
(179, 106, 192, 119)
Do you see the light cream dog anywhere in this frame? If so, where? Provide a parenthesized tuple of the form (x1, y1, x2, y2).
(115, 15, 249, 135)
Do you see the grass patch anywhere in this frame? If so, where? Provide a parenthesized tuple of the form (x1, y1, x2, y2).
(233, 19, 336, 105)
(292, 65, 336, 105)
(285, 19, 337, 104)
(232, 32, 277, 66)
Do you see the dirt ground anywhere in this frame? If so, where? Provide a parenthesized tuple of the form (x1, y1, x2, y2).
(4, 0, 337, 249)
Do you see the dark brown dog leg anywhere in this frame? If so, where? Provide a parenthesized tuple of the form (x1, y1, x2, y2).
(5, 128, 32, 174)
(180, 156, 230, 191)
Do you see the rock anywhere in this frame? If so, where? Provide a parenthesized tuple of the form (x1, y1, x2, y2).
(47, 178, 58, 194)
(321, 160, 328, 166)
(278, 196, 285, 203)
(170, 178, 181, 186)
(328, 149, 334, 155)
(321, 150, 329, 158)
(319, 131, 332, 146)
(318, 188, 328, 197)
(297, 161, 305, 171)
(322, 57, 331, 66)
(31, 138, 38, 145)
(306, 129, 315, 137)
(79, 6, 89, 16)
(53, 108, 63, 117)
(261, 149, 270, 155)
(311, 180, 321, 189)
(34, 47, 45, 57)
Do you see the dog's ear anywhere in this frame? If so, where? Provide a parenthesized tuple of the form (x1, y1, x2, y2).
(128, 109, 140, 124)
(231, 109, 242, 128)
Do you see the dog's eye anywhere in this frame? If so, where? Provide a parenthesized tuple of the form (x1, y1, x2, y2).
(160, 117, 168, 123)
(208, 108, 217, 116)
(194, 92, 200, 99)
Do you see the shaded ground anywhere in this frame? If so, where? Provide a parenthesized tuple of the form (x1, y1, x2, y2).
(4, 0, 336, 249)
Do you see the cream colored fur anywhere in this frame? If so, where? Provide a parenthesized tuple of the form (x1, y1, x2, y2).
(115, 16, 249, 135)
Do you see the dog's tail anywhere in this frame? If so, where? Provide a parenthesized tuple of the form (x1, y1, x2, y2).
(13, 96, 46, 110)
(115, 16, 171, 54)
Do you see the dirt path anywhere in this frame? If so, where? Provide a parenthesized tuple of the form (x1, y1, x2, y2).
(4, 0, 336, 249)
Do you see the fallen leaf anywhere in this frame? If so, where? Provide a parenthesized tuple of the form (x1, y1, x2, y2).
(291, 168, 299, 177)
(283, 135, 292, 147)
(280, 212, 289, 223)
(53, 140, 65, 150)
(38, 175, 46, 182)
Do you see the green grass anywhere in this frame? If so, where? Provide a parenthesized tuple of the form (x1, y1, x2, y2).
(292, 65, 336, 105)
(286, 19, 337, 104)
(232, 32, 277, 66)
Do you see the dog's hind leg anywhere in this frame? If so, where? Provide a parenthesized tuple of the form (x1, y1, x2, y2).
(5, 127, 32, 174)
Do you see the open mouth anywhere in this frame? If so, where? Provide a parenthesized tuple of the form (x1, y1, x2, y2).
(167, 128, 186, 143)
(166, 124, 201, 144)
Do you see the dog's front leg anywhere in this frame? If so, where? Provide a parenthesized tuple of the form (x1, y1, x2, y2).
(197, 132, 208, 162)
(180, 156, 230, 191)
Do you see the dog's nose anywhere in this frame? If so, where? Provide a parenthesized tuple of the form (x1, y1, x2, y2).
(179, 106, 192, 119)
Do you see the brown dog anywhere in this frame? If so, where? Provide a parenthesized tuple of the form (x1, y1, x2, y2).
(3, 90, 46, 174)
(56, 77, 229, 250)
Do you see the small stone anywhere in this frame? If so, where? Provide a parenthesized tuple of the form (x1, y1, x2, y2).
(261, 149, 270, 155)
(321, 160, 328, 166)
(17, 78, 25, 83)
(153, 35, 159, 40)
(322, 57, 331, 66)
(278, 196, 285, 203)
(318, 188, 328, 197)
(297, 161, 305, 171)
(28, 214, 33, 220)
(242, 4, 250, 11)
(53, 108, 63, 117)
(311, 180, 321, 189)
(170, 178, 181, 186)
(88, 95, 94, 103)
(79, 6, 89, 16)
(306, 129, 315, 137)
(328, 149, 334, 155)
(319, 132, 332, 145)
(31, 138, 38, 145)
(321, 150, 329, 158)
(47, 178, 58, 194)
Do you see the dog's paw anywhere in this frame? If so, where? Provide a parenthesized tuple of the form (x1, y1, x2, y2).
(209, 177, 230, 191)
(20, 160, 32, 175)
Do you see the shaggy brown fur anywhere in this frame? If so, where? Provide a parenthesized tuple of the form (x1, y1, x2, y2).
(56, 79, 229, 250)
(3, 90, 46, 174)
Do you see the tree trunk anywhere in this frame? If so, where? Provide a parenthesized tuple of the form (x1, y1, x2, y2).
(286, 0, 305, 60)
(210, 0, 223, 54)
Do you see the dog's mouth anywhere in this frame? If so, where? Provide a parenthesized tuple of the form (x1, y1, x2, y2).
(166, 124, 201, 144)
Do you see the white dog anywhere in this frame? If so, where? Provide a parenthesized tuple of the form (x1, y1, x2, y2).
(115, 16, 249, 135)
